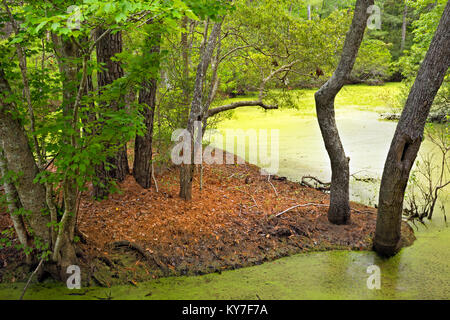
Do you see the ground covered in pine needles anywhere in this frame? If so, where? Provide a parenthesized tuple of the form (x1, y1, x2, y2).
(0, 153, 415, 287)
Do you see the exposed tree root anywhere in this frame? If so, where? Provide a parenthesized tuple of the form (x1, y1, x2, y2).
(275, 203, 330, 218)
(301, 175, 331, 191)
(96, 255, 115, 269)
(109, 240, 166, 272)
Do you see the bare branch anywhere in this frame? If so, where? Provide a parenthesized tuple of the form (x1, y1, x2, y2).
(259, 60, 299, 100)
(219, 45, 251, 63)
(207, 100, 278, 117)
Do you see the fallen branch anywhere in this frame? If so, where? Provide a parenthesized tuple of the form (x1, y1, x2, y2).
(267, 175, 278, 197)
(20, 258, 44, 300)
(350, 173, 377, 183)
(250, 195, 260, 209)
(275, 203, 329, 217)
(301, 175, 331, 191)
(151, 162, 159, 193)
(351, 208, 373, 215)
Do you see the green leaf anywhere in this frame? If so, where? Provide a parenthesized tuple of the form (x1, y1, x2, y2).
(115, 12, 127, 23)
(34, 21, 48, 34)
(59, 27, 71, 35)
(50, 22, 61, 31)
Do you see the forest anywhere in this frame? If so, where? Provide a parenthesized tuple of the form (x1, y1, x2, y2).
(0, 0, 448, 301)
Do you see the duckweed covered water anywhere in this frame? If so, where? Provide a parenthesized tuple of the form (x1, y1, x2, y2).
(0, 225, 448, 300)
(1, 84, 448, 300)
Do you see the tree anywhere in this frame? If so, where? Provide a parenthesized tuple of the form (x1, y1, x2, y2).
(374, 0, 450, 257)
(0, 148, 30, 262)
(0, 0, 182, 281)
(401, 2, 408, 52)
(352, 38, 392, 83)
(94, 29, 130, 198)
(0, 67, 50, 260)
(179, 20, 223, 200)
(368, 0, 413, 61)
(133, 27, 161, 189)
(177, 6, 301, 200)
(397, 0, 449, 122)
(50, 33, 83, 275)
(314, 0, 373, 225)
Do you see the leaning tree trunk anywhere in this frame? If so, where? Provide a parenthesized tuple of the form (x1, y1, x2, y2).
(314, 0, 373, 225)
(0, 148, 30, 260)
(179, 21, 222, 200)
(94, 29, 129, 198)
(0, 67, 50, 251)
(374, 2, 450, 257)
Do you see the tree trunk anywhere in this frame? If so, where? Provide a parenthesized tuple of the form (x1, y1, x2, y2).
(0, 148, 30, 257)
(52, 180, 78, 279)
(374, 1, 450, 257)
(179, 21, 223, 200)
(400, 3, 408, 52)
(50, 35, 81, 277)
(181, 16, 191, 125)
(94, 29, 129, 198)
(133, 28, 161, 189)
(80, 52, 95, 132)
(0, 67, 50, 248)
(315, 0, 373, 225)
(134, 78, 158, 188)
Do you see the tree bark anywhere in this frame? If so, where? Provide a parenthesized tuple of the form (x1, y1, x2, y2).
(51, 180, 78, 279)
(374, 1, 450, 257)
(133, 27, 161, 189)
(134, 71, 159, 188)
(0, 148, 30, 256)
(133, 80, 157, 188)
(0, 67, 50, 248)
(94, 29, 129, 198)
(314, 0, 373, 225)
